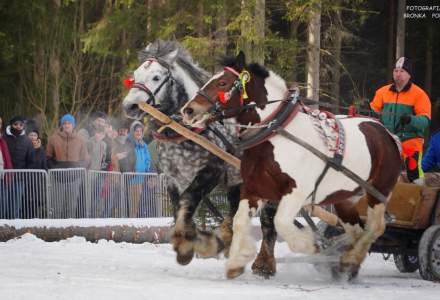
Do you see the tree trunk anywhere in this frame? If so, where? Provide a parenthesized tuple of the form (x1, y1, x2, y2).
(396, 0, 406, 58)
(289, 21, 299, 83)
(239, 0, 265, 64)
(387, 0, 395, 81)
(306, 2, 321, 102)
(254, 0, 265, 65)
(331, 6, 342, 113)
(424, 25, 432, 97)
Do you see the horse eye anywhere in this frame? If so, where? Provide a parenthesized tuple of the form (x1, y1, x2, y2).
(153, 76, 160, 81)
(218, 81, 227, 87)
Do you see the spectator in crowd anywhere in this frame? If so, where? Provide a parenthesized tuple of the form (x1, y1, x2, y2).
(78, 111, 108, 141)
(4, 116, 35, 218)
(0, 116, 13, 170)
(4, 115, 34, 169)
(111, 119, 133, 172)
(0, 116, 13, 218)
(127, 121, 151, 217)
(103, 120, 117, 171)
(87, 127, 107, 171)
(422, 130, 440, 173)
(46, 114, 89, 169)
(370, 57, 431, 182)
(46, 114, 89, 218)
(422, 130, 440, 187)
(27, 129, 47, 170)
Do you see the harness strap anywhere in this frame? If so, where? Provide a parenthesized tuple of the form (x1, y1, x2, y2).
(207, 125, 237, 155)
(274, 127, 388, 203)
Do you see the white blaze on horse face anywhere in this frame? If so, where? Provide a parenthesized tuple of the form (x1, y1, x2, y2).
(122, 60, 167, 117)
(181, 71, 225, 127)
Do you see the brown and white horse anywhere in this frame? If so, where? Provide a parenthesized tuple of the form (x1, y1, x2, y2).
(181, 52, 402, 279)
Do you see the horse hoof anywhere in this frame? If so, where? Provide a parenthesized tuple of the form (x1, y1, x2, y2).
(251, 261, 276, 279)
(331, 263, 360, 281)
(176, 250, 195, 265)
(226, 267, 245, 279)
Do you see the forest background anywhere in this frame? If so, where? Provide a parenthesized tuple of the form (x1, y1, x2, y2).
(0, 0, 439, 139)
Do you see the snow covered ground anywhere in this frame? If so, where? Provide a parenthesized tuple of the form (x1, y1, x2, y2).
(0, 232, 438, 300)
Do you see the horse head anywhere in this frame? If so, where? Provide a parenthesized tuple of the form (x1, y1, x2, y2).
(123, 39, 210, 120)
(181, 51, 271, 128)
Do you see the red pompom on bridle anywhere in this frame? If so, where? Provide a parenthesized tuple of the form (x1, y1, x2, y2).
(123, 78, 135, 89)
(217, 91, 227, 104)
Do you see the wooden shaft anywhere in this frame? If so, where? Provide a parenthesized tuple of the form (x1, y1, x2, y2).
(138, 102, 241, 169)
(304, 205, 340, 226)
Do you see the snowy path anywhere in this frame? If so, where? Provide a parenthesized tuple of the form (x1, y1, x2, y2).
(0, 234, 438, 300)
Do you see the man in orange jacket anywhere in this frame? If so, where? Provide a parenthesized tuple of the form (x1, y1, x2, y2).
(370, 57, 431, 182)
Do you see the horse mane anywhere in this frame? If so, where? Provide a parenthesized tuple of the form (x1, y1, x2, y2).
(138, 39, 211, 87)
(218, 56, 270, 79)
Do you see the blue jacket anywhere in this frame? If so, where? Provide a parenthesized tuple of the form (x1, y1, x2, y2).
(422, 131, 440, 172)
(131, 137, 151, 173)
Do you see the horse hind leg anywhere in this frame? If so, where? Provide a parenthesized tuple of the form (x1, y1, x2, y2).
(338, 196, 387, 280)
(252, 202, 278, 278)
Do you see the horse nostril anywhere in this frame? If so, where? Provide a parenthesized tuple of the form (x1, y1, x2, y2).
(184, 107, 194, 116)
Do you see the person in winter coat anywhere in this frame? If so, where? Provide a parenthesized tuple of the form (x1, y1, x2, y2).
(422, 131, 440, 173)
(370, 57, 431, 182)
(27, 129, 47, 170)
(3, 115, 36, 218)
(0, 116, 13, 218)
(4, 116, 34, 169)
(46, 114, 89, 169)
(46, 114, 89, 218)
(127, 121, 151, 217)
(0, 116, 13, 171)
(111, 119, 134, 173)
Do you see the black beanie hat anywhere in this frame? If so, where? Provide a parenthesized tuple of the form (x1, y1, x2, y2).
(9, 115, 26, 126)
(395, 57, 412, 76)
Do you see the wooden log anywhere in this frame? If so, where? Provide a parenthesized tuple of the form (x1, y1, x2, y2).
(0, 225, 172, 243)
(138, 102, 241, 169)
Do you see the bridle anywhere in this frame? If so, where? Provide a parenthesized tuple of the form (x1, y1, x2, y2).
(195, 66, 251, 120)
(129, 57, 174, 107)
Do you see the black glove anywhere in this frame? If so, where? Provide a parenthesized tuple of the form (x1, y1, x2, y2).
(399, 114, 411, 125)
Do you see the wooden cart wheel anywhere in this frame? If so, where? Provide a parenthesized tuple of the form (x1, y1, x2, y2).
(418, 225, 440, 281)
(393, 254, 419, 273)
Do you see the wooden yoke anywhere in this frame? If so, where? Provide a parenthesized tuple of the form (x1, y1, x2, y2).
(138, 102, 241, 169)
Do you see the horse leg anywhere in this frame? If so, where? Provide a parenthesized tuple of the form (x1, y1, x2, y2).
(226, 199, 260, 279)
(274, 195, 317, 254)
(220, 183, 240, 258)
(252, 202, 278, 278)
(171, 160, 225, 265)
(338, 196, 387, 280)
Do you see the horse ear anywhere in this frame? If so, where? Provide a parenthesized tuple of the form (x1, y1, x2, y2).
(164, 49, 179, 63)
(236, 51, 246, 69)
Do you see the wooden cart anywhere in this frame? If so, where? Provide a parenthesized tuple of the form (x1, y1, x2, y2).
(356, 181, 440, 281)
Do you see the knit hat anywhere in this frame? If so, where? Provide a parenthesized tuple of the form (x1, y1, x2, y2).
(9, 115, 26, 126)
(60, 114, 76, 127)
(395, 57, 412, 76)
(91, 111, 107, 121)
